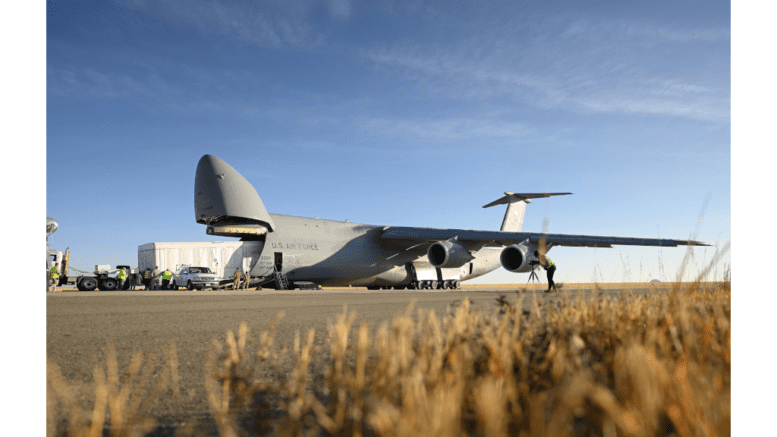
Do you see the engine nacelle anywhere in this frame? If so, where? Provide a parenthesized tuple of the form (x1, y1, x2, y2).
(500, 244, 532, 273)
(427, 240, 474, 268)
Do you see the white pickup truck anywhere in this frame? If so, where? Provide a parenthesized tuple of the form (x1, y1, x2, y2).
(171, 266, 220, 290)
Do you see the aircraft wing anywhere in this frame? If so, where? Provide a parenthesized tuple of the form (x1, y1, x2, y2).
(380, 227, 709, 248)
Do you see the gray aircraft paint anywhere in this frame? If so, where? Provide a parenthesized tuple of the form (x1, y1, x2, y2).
(482, 192, 573, 232)
(194, 155, 708, 287)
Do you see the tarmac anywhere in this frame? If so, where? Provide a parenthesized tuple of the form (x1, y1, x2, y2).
(46, 285, 694, 433)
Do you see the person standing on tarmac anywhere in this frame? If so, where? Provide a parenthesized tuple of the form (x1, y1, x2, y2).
(243, 272, 251, 289)
(162, 268, 173, 290)
(143, 268, 152, 290)
(232, 268, 242, 290)
(117, 267, 127, 290)
(49, 263, 60, 291)
(152, 266, 161, 290)
(534, 250, 557, 293)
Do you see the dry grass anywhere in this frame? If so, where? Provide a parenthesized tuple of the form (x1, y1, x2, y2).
(47, 342, 179, 437)
(47, 276, 730, 437)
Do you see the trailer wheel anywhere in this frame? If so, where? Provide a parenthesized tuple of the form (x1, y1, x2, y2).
(80, 277, 98, 291)
(100, 278, 118, 291)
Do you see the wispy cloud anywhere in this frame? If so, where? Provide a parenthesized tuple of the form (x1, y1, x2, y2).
(121, 0, 332, 48)
(364, 17, 730, 122)
(359, 116, 533, 142)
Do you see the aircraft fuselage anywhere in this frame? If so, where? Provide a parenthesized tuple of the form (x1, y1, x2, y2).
(245, 213, 502, 287)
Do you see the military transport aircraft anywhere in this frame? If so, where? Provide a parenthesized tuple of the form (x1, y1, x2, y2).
(194, 155, 708, 290)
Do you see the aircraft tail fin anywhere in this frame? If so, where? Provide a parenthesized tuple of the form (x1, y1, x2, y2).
(483, 192, 573, 232)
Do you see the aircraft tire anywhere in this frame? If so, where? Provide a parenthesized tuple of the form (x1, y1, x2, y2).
(430, 280, 438, 289)
(454, 280, 461, 289)
(442, 281, 449, 290)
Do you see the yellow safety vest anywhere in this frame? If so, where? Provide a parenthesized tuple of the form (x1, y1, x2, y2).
(144, 271, 151, 279)
(118, 270, 127, 279)
(50, 266, 59, 279)
(546, 257, 554, 268)
(163, 270, 172, 280)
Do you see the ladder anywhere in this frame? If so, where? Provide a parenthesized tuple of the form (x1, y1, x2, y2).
(273, 266, 289, 290)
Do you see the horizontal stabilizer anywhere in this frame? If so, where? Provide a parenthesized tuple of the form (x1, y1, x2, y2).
(483, 192, 573, 208)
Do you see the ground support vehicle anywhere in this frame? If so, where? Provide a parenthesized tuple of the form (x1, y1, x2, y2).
(171, 266, 220, 290)
(48, 248, 136, 291)
(138, 241, 262, 282)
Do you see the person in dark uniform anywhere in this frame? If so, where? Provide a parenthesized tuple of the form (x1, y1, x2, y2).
(534, 250, 557, 293)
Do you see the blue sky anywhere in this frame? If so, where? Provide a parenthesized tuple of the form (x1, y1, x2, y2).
(41, 0, 731, 284)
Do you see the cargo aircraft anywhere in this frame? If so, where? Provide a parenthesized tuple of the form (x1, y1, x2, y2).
(194, 155, 708, 290)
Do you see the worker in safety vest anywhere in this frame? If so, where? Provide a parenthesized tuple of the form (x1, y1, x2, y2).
(143, 268, 152, 290)
(535, 250, 557, 293)
(117, 268, 127, 290)
(49, 263, 60, 291)
(161, 268, 173, 290)
(232, 268, 242, 290)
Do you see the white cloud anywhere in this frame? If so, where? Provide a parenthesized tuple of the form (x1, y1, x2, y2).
(120, 0, 325, 48)
(364, 17, 730, 122)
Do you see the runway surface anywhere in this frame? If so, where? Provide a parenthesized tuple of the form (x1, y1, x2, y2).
(46, 286, 672, 431)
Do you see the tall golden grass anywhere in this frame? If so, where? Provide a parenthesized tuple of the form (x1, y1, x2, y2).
(47, 277, 730, 437)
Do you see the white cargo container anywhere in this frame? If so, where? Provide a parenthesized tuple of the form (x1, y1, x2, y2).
(138, 241, 263, 281)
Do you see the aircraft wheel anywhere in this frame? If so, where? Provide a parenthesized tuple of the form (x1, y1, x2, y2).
(442, 281, 449, 290)
(430, 280, 438, 289)
(187, 281, 194, 291)
(454, 280, 461, 289)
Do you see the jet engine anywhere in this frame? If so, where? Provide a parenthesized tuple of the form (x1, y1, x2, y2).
(500, 244, 533, 273)
(427, 239, 473, 268)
